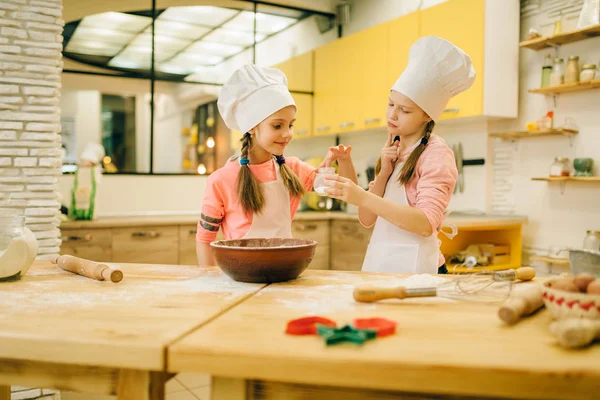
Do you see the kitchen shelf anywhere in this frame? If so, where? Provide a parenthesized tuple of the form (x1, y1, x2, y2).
(532, 176, 600, 182)
(529, 79, 600, 95)
(520, 24, 600, 50)
(489, 128, 578, 140)
(530, 256, 570, 266)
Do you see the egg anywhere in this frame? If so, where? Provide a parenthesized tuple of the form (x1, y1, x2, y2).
(587, 280, 600, 295)
(573, 273, 596, 292)
(550, 278, 579, 293)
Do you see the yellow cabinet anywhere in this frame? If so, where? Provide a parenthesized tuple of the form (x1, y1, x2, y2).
(274, 51, 313, 92)
(420, 0, 485, 120)
(292, 93, 312, 139)
(313, 40, 340, 136)
(355, 21, 392, 131)
(387, 12, 419, 90)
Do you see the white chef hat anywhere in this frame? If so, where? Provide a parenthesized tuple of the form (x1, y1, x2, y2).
(392, 36, 476, 121)
(217, 64, 296, 134)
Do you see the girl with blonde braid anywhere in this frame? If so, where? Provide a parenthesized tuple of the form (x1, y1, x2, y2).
(196, 64, 356, 267)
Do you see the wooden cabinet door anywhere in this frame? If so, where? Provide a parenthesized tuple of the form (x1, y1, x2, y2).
(112, 226, 178, 265)
(331, 220, 372, 271)
(292, 220, 330, 270)
(313, 40, 340, 136)
(60, 228, 112, 262)
(420, 0, 484, 120)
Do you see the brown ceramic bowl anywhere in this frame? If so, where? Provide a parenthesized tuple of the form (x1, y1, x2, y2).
(210, 238, 317, 283)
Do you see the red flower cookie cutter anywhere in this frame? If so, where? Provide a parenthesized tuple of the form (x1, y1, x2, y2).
(286, 316, 337, 335)
(353, 318, 397, 337)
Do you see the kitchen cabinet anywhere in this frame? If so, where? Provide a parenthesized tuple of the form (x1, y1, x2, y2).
(420, 0, 518, 120)
(291, 220, 330, 270)
(273, 51, 313, 92)
(420, 0, 485, 120)
(179, 224, 225, 266)
(292, 93, 312, 138)
(309, 0, 518, 130)
(60, 228, 112, 262)
(387, 12, 420, 90)
(313, 40, 340, 136)
(112, 226, 179, 265)
(330, 220, 373, 271)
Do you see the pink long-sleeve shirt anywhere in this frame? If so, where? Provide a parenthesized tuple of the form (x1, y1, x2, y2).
(196, 157, 317, 244)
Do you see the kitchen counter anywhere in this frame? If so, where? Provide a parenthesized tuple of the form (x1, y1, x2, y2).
(1, 264, 596, 399)
(0, 261, 264, 398)
(169, 270, 598, 400)
(60, 211, 527, 230)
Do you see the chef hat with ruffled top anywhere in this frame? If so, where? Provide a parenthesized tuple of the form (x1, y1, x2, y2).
(392, 36, 476, 121)
(217, 64, 296, 134)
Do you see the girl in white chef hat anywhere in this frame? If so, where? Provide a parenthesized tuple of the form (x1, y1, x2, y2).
(196, 64, 358, 267)
(325, 36, 476, 275)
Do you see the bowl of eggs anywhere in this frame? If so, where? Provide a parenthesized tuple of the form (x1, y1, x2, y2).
(542, 273, 600, 319)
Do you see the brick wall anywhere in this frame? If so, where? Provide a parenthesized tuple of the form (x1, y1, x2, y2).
(0, 0, 63, 261)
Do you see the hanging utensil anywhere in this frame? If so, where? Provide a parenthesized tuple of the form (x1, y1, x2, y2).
(457, 142, 464, 193)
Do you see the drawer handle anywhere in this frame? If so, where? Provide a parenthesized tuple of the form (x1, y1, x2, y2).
(364, 117, 381, 124)
(339, 121, 354, 129)
(443, 107, 459, 113)
(62, 234, 92, 242)
(341, 225, 357, 234)
(189, 229, 198, 235)
(295, 223, 318, 232)
(316, 125, 330, 132)
(131, 231, 160, 238)
(296, 128, 308, 134)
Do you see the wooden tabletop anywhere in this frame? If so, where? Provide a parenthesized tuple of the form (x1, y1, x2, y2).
(0, 262, 264, 371)
(168, 270, 599, 400)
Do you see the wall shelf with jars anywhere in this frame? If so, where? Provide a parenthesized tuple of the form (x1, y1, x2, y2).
(530, 78, 600, 95)
(520, 23, 600, 50)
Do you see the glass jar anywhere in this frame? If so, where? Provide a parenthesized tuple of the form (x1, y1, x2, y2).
(550, 58, 564, 86)
(580, 64, 597, 82)
(313, 167, 337, 196)
(565, 56, 580, 84)
(549, 157, 570, 177)
(0, 216, 34, 282)
(541, 54, 553, 88)
(583, 230, 600, 251)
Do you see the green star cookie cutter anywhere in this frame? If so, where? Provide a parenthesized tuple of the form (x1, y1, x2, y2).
(316, 324, 377, 346)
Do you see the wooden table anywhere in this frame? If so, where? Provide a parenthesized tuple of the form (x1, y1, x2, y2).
(0, 261, 264, 400)
(169, 270, 600, 400)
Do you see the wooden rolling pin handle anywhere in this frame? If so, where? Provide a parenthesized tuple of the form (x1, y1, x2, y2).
(495, 267, 536, 282)
(353, 285, 408, 302)
(515, 267, 536, 281)
(50, 254, 122, 283)
(550, 319, 600, 349)
(498, 285, 544, 325)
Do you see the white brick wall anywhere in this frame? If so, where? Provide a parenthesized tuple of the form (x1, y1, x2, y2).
(1, 1, 64, 397)
(0, 0, 63, 261)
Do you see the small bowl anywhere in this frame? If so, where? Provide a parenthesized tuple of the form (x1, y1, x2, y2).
(541, 279, 600, 320)
(569, 249, 600, 277)
(210, 238, 317, 283)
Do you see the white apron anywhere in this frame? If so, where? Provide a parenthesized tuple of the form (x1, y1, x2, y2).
(361, 162, 442, 274)
(242, 160, 293, 239)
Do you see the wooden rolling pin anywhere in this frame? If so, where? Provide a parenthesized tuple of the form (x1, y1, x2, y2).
(550, 319, 600, 349)
(498, 285, 544, 325)
(50, 254, 123, 283)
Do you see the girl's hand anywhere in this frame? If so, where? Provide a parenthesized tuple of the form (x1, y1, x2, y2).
(379, 132, 400, 177)
(324, 175, 369, 206)
(324, 145, 352, 167)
